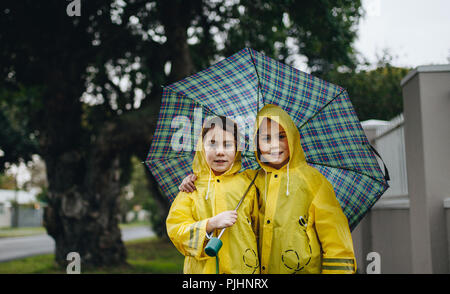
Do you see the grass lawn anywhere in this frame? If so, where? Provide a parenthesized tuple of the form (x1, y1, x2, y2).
(0, 237, 184, 274)
(0, 222, 149, 238)
(0, 226, 46, 238)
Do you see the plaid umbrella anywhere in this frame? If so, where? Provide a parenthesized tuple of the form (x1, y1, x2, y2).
(146, 48, 389, 230)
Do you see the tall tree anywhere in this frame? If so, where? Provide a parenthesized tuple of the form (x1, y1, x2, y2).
(0, 0, 362, 267)
(324, 56, 410, 121)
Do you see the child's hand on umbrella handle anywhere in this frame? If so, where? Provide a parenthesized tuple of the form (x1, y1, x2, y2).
(179, 174, 197, 192)
(206, 210, 238, 233)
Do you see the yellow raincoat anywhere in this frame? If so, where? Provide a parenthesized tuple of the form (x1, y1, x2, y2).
(166, 126, 260, 274)
(247, 104, 356, 274)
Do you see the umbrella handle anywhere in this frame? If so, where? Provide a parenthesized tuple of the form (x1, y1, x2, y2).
(216, 168, 260, 240)
(204, 169, 261, 257)
(217, 227, 226, 239)
(215, 169, 261, 241)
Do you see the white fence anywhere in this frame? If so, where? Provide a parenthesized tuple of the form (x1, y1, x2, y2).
(354, 64, 450, 273)
(372, 114, 408, 197)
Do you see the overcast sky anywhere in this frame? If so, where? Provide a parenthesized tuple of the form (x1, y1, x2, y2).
(355, 0, 450, 68)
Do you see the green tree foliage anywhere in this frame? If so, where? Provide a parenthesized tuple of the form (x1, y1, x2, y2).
(0, 89, 39, 173)
(0, 0, 363, 266)
(324, 57, 410, 121)
(221, 0, 361, 74)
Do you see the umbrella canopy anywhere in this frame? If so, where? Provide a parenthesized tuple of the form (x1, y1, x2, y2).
(146, 48, 389, 230)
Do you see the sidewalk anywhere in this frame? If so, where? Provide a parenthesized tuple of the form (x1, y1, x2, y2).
(0, 226, 155, 262)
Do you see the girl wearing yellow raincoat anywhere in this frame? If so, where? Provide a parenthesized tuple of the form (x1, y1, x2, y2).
(166, 116, 260, 274)
(250, 104, 356, 274)
(180, 105, 356, 274)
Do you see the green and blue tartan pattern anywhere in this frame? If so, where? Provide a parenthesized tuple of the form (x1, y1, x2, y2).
(146, 48, 389, 230)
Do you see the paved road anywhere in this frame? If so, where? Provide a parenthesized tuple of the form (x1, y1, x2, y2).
(0, 226, 155, 263)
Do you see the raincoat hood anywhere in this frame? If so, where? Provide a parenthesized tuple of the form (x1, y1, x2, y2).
(254, 104, 307, 197)
(192, 121, 242, 176)
(192, 119, 242, 199)
(254, 104, 306, 173)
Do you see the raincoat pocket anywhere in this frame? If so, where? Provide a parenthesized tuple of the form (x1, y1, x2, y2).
(279, 215, 312, 274)
(242, 247, 259, 274)
(238, 216, 260, 274)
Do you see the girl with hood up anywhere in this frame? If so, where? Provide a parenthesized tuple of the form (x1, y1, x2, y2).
(179, 104, 356, 274)
(166, 116, 260, 274)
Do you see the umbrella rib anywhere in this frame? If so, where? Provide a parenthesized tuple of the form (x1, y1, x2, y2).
(174, 90, 223, 118)
(298, 87, 388, 186)
(177, 55, 251, 115)
(306, 160, 388, 186)
(248, 48, 262, 111)
(299, 88, 346, 130)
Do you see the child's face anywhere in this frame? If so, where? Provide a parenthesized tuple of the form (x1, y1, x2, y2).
(203, 126, 236, 176)
(258, 118, 290, 169)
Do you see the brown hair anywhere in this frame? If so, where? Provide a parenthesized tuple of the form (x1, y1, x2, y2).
(201, 116, 239, 149)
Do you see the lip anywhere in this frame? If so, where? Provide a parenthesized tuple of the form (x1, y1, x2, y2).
(214, 160, 228, 164)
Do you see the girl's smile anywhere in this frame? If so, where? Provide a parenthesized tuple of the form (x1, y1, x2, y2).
(203, 126, 236, 175)
(258, 118, 290, 169)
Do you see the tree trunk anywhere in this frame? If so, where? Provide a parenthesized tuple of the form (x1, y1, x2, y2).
(43, 146, 127, 268)
(160, 0, 196, 82)
(41, 72, 127, 268)
(41, 0, 198, 267)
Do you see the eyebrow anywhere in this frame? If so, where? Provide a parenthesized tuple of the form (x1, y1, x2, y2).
(208, 139, 235, 143)
(261, 130, 286, 135)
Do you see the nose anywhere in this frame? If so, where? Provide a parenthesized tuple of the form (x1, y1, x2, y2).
(269, 140, 281, 151)
(215, 145, 225, 155)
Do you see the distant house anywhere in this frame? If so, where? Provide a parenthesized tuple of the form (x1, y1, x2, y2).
(0, 189, 44, 228)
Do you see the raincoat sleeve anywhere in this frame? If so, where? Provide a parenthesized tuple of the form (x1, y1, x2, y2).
(308, 174, 356, 274)
(166, 191, 209, 260)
